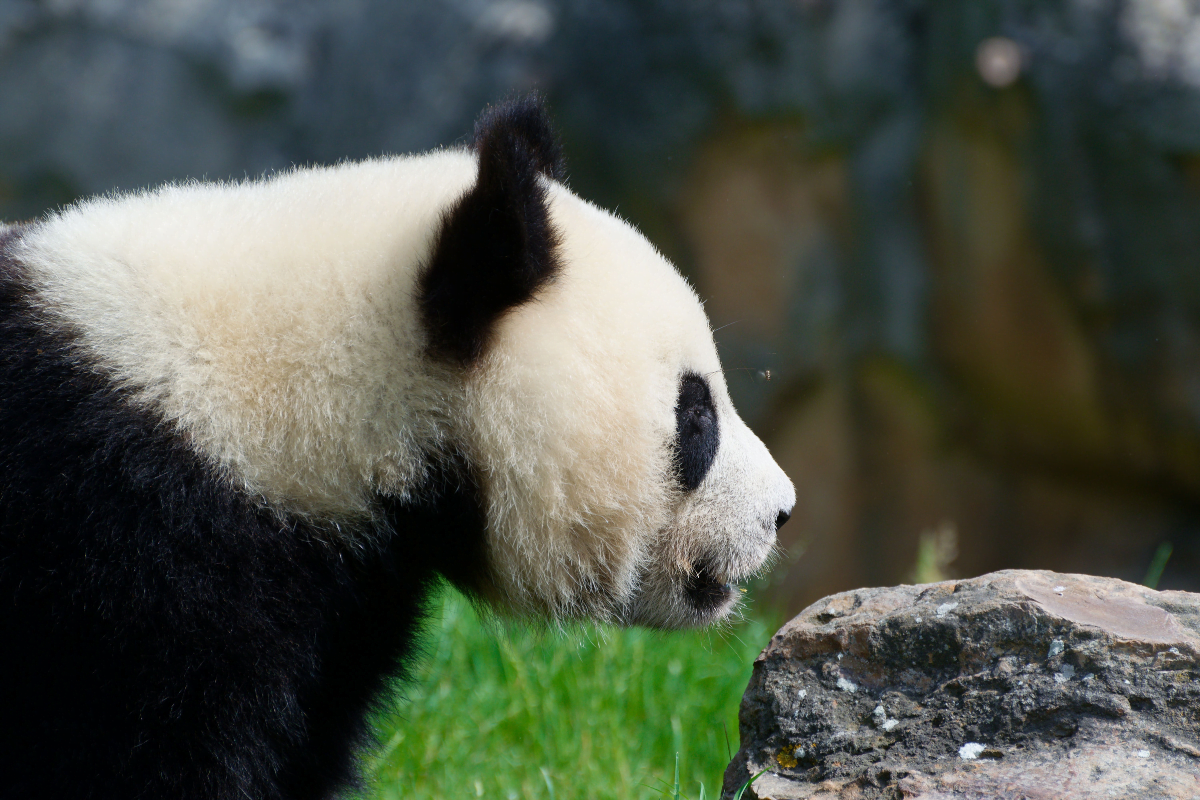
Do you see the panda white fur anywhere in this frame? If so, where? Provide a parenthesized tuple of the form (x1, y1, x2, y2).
(0, 97, 794, 799)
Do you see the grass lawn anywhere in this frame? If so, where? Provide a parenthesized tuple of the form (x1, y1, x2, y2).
(362, 586, 778, 800)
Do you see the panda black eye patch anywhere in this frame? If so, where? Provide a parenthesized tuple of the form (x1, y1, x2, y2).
(674, 373, 719, 491)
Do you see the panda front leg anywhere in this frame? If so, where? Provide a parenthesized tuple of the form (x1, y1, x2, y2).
(1, 467, 441, 800)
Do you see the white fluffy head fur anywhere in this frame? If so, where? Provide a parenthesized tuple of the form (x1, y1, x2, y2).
(16, 147, 794, 629)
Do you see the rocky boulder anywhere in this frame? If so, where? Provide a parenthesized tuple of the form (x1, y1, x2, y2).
(723, 570, 1200, 799)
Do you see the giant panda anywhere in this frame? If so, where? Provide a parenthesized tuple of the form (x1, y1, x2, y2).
(0, 96, 795, 800)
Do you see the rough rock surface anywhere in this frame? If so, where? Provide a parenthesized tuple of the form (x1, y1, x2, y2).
(723, 570, 1200, 799)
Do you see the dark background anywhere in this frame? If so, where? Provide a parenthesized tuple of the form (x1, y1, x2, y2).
(4, 0, 1200, 612)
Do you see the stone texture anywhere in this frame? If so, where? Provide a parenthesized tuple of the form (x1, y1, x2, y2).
(723, 570, 1200, 799)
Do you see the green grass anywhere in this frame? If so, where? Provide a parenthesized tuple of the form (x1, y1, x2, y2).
(362, 586, 778, 800)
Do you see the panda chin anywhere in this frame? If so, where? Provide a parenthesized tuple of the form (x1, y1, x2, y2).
(683, 560, 736, 615)
(620, 562, 742, 629)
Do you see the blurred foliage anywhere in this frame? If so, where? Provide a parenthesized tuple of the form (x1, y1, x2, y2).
(909, 522, 959, 585)
(364, 588, 776, 800)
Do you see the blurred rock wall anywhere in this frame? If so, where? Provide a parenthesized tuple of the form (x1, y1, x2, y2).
(2, 0, 1199, 611)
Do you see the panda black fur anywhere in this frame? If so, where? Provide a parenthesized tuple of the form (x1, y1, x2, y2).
(0, 97, 794, 800)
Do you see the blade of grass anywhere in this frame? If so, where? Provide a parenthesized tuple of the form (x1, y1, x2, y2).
(732, 769, 768, 800)
(1144, 542, 1173, 589)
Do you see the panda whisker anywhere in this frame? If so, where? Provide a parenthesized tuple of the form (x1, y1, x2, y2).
(711, 319, 740, 335)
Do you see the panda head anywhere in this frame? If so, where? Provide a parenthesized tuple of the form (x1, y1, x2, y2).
(422, 97, 795, 628)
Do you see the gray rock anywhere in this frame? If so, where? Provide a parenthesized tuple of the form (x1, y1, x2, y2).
(723, 570, 1200, 799)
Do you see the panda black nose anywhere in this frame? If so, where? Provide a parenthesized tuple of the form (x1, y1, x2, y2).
(775, 510, 791, 531)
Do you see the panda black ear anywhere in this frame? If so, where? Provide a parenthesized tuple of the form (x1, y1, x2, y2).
(419, 94, 565, 365)
(472, 93, 565, 183)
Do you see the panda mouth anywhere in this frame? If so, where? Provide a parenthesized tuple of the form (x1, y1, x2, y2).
(684, 561, 735, 613)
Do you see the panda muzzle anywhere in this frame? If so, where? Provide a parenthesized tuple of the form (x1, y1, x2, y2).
(683, 559, 734, 612)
